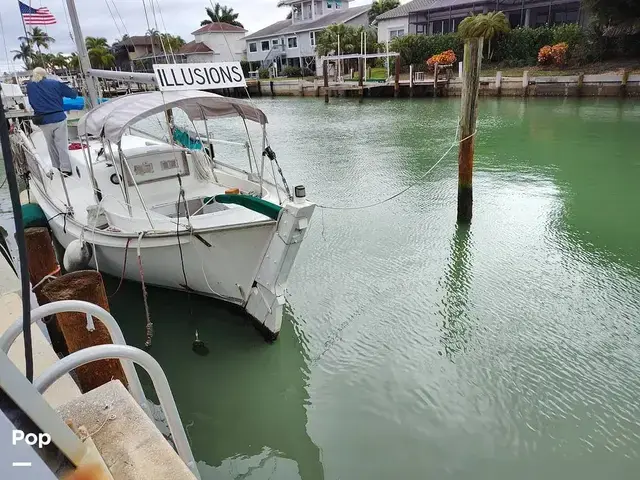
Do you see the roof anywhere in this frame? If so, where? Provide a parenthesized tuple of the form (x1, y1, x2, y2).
(376, 0, 496, 20)
(120, 35, 163, 47)
(177, 41, 213, 55)
(376, 0, 437, 20)
(244, 19, 293, 41)
(191, 22, 247, 35)
(78, 91, 268, 143)
(245, 5, 370, 41)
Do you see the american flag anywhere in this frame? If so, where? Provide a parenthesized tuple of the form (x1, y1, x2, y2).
(19, 1, 57, 26)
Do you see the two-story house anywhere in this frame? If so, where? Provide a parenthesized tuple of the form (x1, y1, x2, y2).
(376, 0, 587, 43)
(245, 0, 370, 76)
(178, 22, 248, 63)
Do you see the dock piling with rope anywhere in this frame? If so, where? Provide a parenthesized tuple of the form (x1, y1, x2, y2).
(457, 37, 483, 224)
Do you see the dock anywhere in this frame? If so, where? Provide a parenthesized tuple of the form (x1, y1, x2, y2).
(0, 200, 197, 479)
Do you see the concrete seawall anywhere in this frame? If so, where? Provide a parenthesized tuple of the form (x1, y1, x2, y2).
(244, 73, 640, 99)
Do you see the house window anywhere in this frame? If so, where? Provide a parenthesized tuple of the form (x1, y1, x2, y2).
(551, 2, 580, 24)
(335, 0, 342, 9)
(272, 39, 279, 47)
(508, 11, 523, 28)
(416, 23, 427, 35)
(287, 36, 298, 49)
(261, 40, 270, 51)
(431, 20, 443, 35)
(249, 42, 257, 53)
(310, 31, 316, 47)
(389, 29, 405, 40)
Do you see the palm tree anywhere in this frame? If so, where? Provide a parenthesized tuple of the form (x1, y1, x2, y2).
(68, 53, 80, 72)
(19, 27, 55, 56)
(368, 0, 400, 24)
(85, 36, 109, 50)
(88, 46, 115, 69)
(200, 4, 243, 28)
(458, 11, 510, 60)
(160, 33, 186, 53)
(12, 41, 34, 70)
(52, 53, 69, 71)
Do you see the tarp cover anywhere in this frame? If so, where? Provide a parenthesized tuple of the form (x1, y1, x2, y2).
(78, 90, 268, 142)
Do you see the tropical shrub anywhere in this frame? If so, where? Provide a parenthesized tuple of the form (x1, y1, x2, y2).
(391, 33, 463, 67)
(258, 68, 269, 79)
(427, 50, 457, 67)
(282, 66, 302, 77)
(538, 42, 568, 67)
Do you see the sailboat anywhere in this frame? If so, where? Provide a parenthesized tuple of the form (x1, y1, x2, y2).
(8, 1, 315, 339)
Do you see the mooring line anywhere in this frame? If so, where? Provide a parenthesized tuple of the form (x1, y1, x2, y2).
(316, 128, 476, 211)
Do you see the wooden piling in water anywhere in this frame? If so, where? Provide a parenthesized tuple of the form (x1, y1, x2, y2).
(409, 65, 414, 98)
(621, 69, 630, 98)
(41, 270, 128, 393)
(457, 37, 484, 224)
(495, 71, 502, 96)
(434, 63, 439, 98)
(269, 81, 275, 97)
(522, 70, 529, 97)
(358, 57, 364, 103)
(24, 227, 66, 354)
(394, 57, 400, 98)
(323, 60, 329, 104)
(577, 73, 584, 97)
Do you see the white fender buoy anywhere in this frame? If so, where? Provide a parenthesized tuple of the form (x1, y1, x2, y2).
(63, 240, 93, 272)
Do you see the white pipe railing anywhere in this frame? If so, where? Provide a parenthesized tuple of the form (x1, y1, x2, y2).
(0, 300, 147, 413)
(34, 344, 199, 479)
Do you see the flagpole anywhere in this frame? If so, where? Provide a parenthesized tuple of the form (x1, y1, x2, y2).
(18, 2, 30, 41)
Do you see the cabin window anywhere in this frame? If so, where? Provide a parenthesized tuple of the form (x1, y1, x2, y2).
(261, 40, 270, 51)
(287, 36, 298, 49)
(249, 42, 257, 52)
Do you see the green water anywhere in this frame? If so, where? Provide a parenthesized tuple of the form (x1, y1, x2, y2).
(6, 97, 640, 479)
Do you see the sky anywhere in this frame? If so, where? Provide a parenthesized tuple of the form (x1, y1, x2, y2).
(0, 0, 371, 73)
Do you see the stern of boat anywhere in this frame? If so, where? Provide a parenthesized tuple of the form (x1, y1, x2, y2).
(245, 195, 315, 340)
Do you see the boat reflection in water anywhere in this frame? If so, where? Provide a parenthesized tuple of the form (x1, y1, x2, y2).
(105, 275, 324, 480)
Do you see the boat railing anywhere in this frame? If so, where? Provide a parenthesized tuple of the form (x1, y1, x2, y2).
(0, 300, 147, 411)
(34, 344, 199, 478)
(0, 300, 199, 478)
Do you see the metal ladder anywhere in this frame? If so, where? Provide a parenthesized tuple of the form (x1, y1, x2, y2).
(0, 300, 199, 478)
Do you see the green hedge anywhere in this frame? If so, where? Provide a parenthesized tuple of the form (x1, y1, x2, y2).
(390, 24, 585, 68)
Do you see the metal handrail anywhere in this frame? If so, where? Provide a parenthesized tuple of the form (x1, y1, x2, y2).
(0, 300, 147, 413)
(34, 344, 200, 479)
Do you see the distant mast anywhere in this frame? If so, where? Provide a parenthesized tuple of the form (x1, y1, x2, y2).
(64, 0, 98, 107)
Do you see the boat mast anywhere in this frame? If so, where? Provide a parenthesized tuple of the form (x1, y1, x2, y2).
(65, 0, 99, 107)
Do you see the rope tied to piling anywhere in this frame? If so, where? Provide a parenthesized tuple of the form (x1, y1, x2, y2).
(316, 127, 477, 211)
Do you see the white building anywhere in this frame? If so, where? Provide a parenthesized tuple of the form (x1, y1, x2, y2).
(244, 0, 370, 75)
(178, 22, 248, 63)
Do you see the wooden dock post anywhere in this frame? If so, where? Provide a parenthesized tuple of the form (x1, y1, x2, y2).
(358, 57, 364, 103)
(457, 37, 484, 224)
(323, 60, 329, 104)
(409, 65, 414, 98)
(621, 69, 630, 98)
(433, 63, 439, 98)
(522, 70, 529, 97)
(269, 80, 275, 97)
(577, 73, 584, 97)
(42, 271, 128, 393)
(24, 227, 66, 353)
(495, 71, 502, 96)
(394, 57, 400, 98)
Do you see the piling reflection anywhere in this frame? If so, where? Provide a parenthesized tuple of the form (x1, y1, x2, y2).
(105, 277, 323, 480)
(438, 223, 474, 358)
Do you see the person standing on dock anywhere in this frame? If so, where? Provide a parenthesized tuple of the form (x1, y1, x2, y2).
(26, 67, 78, 177)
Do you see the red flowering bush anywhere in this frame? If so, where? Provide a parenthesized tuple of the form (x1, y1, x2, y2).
(427, 50, 457, 68)
(538, 42, 568, 67)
